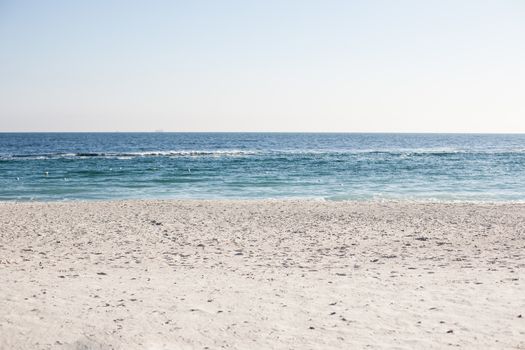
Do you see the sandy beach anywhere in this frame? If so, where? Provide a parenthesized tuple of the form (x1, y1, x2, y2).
(0, 200, 524, 349)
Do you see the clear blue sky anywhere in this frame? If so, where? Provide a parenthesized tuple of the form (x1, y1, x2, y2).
(1, 0, 524, 132)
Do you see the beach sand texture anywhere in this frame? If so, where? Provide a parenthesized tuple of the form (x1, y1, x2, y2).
(0, 200, 524, 349)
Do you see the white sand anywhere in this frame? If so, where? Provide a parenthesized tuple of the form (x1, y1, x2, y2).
(0, 200, 524, 349)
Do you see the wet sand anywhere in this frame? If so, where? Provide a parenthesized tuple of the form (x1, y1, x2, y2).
(0, 200, 524, 349)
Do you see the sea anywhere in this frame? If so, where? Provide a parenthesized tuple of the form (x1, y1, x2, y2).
(0, 133, 524, 202)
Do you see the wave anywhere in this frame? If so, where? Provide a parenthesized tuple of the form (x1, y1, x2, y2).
(2, 148, 525, 160)
(2, 150, 260, 160)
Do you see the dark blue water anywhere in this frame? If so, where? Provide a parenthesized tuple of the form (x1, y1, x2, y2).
(1, 133, 524, 201)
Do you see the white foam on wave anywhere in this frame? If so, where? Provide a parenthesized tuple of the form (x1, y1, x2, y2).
(3, 147, 525, 160)
(1, 150, 261, 160)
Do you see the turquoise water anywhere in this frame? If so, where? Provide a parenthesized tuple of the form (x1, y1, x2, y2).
(1, 133, 524, 201)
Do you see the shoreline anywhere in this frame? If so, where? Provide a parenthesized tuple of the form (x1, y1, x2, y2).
(1, 200, 524, 349)
(2, 197, 525, 205)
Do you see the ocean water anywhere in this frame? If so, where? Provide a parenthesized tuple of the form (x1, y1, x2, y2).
(0, 133, 524, 202)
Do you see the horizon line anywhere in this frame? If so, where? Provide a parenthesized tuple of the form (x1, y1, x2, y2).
(1, 131, 525, 135)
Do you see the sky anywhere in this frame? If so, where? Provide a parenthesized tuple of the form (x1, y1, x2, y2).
(0, 0, 524, 132)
